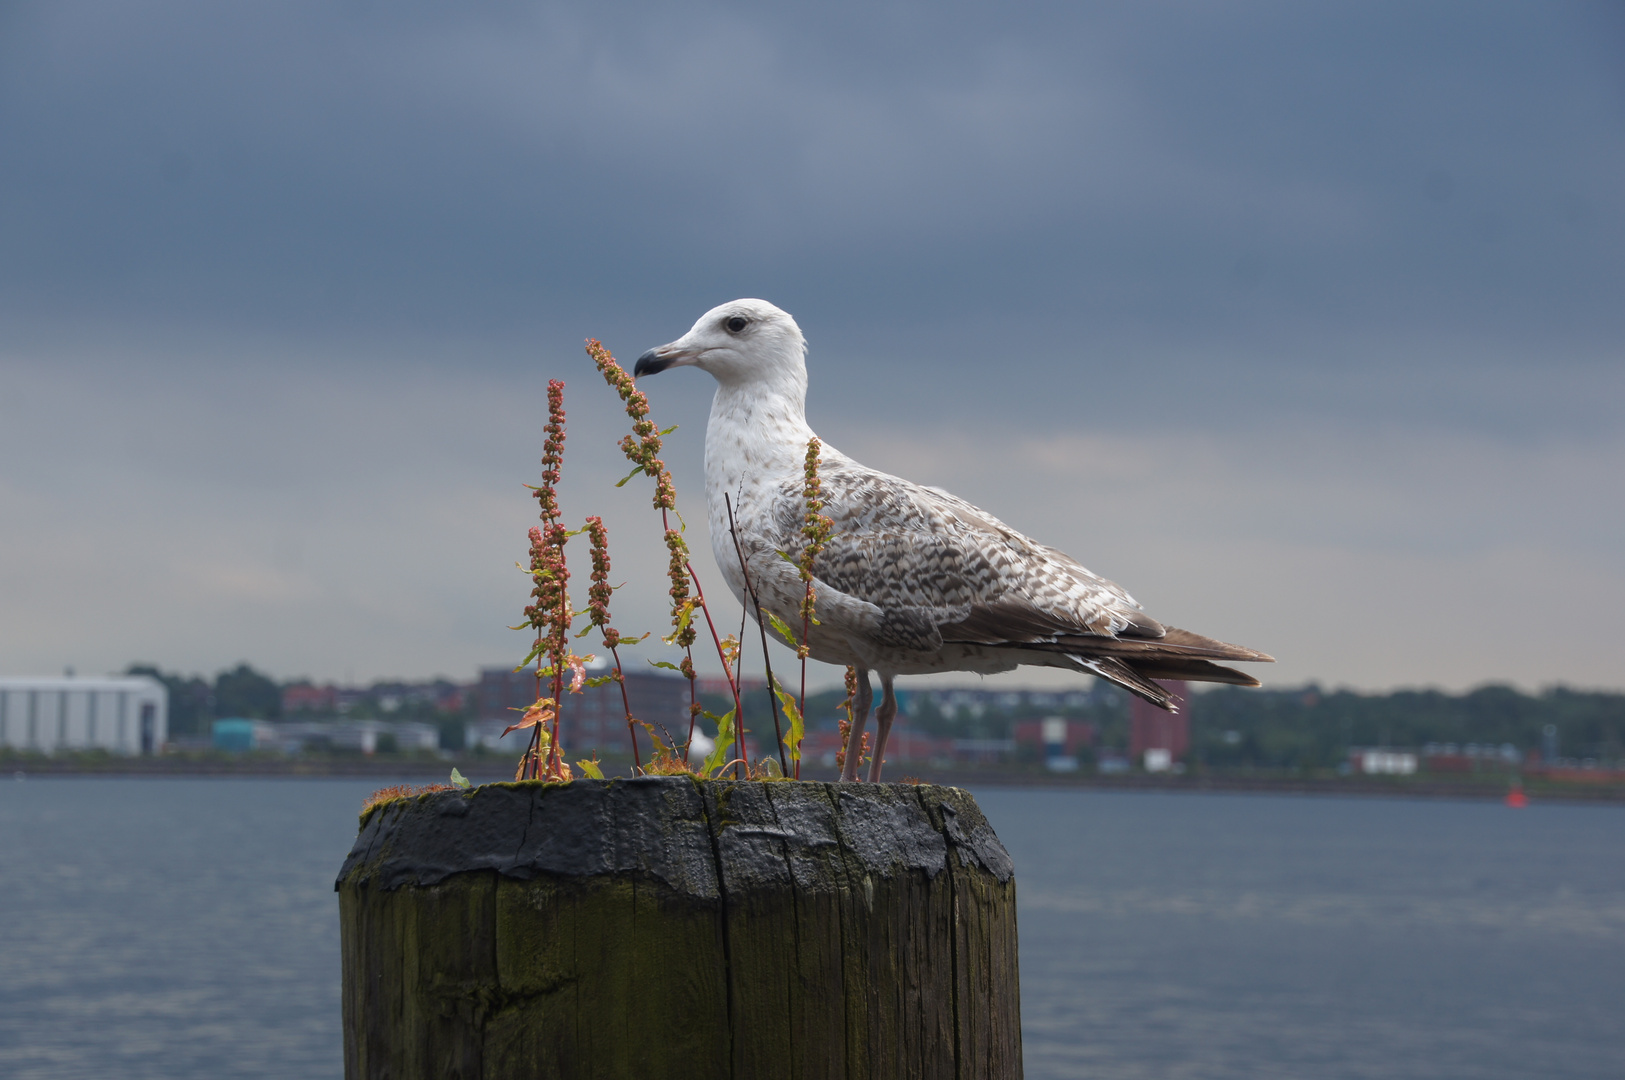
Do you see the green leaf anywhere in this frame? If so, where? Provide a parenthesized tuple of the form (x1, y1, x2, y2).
(450, 768, 472, 790)
(513, 642, 543, 671)
(613, 464, 646, 488)
(702, 708, 737, 777)
(583, 674, 619, 688)
(769, 675, 806, 765)
(641, 721, 670, 754)
(576, 758, 605, 780)
(658, 424, 679, 436)
(647, 660, 684, 672)
(775, 549, 797, 565)
(766, 613, 800, 648)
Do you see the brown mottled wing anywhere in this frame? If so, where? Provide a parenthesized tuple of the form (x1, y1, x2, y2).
(763, 462, 1273, 707)
(765, 463, 1149, 651)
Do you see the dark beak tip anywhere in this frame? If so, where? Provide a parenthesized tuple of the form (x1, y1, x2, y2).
(633, 349, 671, 377)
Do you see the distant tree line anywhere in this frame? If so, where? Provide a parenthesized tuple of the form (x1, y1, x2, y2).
(825, 681, 1625, 769)
(125, 663, 282, 737)
(123, 663, 469, 740)
(126, 662, 1624, 767)
(1189, 684, 1624, 769)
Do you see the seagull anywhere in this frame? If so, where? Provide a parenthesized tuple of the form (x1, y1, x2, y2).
(634, 299, 1272, 782)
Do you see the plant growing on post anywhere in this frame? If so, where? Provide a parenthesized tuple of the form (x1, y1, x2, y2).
(582, 514, 644, 772)
(587, 339, 750, 774)
(758, 437, 832, 779)
(508, 376, 674, 781)
(510, 380, 574, 781)
(835, 665, 869, 778)
(490, 344, 839, 785)
(789, 437, 834, 777)
(509, 381, 657, 781)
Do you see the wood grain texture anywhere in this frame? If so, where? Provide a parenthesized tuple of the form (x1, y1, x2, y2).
(337, 777, 1020, 1079)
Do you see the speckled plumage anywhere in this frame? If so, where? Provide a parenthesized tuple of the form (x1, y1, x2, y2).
(635, 299, 1272, 779)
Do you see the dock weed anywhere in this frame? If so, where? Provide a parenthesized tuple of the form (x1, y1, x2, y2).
(475, 341, 875, 786)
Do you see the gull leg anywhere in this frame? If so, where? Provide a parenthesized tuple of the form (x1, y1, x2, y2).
(839, 669, 873, 782)
(867, 675, 898, 783)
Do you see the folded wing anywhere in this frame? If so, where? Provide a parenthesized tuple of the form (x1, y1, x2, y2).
(767, 462, 1271, 710)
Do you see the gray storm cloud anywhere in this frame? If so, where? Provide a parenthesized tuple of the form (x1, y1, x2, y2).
(0, 1, 1620, 688)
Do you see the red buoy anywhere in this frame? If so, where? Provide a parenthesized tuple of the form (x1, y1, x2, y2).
(1506, 786, 1528, 808)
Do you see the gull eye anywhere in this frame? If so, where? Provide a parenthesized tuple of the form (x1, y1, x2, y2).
(725, 316, 749, 333)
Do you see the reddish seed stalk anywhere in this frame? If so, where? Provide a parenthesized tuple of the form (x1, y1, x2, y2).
(544, 382, 570, 779)
(586, 515, 640, 771)
(836, 665, 857, 776)
(682, 558, 745, 772)
(520, 379, 571, 782)
(794, 438, 834, 780)
(589, 338, 747, 773)
(658, 505, 712, 765)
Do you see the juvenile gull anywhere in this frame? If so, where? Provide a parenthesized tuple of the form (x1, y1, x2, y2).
(634, 299, 1272, 781)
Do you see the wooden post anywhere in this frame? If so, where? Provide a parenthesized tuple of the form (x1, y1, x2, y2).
(337, 777, 1021, 1079)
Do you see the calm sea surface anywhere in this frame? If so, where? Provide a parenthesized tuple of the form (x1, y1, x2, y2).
(1, 778, 1620, 1079)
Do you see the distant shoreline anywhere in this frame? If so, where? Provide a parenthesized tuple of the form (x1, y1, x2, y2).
(7, 755, 1623, 804)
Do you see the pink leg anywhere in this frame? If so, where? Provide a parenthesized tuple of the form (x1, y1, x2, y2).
(867, 675, 897, 782)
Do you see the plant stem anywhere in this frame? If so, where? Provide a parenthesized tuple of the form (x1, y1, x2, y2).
(610, 644, 639, 770)
(529, 632, 545, 780)
(725, 493, 789, 777)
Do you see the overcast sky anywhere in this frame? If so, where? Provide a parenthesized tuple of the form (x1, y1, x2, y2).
(2, 1, 1621, 693)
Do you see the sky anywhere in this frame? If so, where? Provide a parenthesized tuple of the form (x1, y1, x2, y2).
(1, 1, 1621, 694)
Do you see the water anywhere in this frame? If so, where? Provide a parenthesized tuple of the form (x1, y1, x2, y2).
(0, 780, 1620, 1079)
(982, 789, 1625, 1080)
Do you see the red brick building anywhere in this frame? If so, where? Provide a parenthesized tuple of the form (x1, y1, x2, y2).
(1013, 717, 1096, 757)
(1129, 680, 1189, 765)
(474, 661, 691, 755)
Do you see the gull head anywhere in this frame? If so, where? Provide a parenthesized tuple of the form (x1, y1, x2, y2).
(634, 299, 806, 390)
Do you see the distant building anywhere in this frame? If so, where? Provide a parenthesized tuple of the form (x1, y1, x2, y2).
(901, 684, 1111, 719)
(1349, 748, 1418, 775)
(281, 683, 338, 714)
(801, 721, 957, 773)
(697, 675, 766, 699)
(212, 717, 278, 752)
(213, 718, 440, 754)
(1129, 680, 1188, 769)
(281, 679, 466, 717)
(1420, 742, 1520, 773)
(1015, 717, 1096, 770)
(325, 720, 439, 754)
(470, 660, 691, 755)
(0, 675, 167, 755)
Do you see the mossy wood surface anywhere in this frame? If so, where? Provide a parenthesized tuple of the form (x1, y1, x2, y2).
(337, 777, 1020, 1079)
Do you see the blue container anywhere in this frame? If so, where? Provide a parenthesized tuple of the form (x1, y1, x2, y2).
(212, 718, 257, 752)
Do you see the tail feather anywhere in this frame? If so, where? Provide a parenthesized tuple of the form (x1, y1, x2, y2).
(1126, 658, 1260, 686)
(1053, 626, 1273, 664)
(1067, 654, 1180, 709)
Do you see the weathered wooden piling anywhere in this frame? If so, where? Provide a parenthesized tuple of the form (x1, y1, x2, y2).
(337, 776, 1021, 1079)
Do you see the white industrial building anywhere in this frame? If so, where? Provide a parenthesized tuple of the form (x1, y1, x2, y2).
(0, 675, 168, 755)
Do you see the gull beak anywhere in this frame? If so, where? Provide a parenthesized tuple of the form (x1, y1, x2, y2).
(633, 343, 699, 377)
